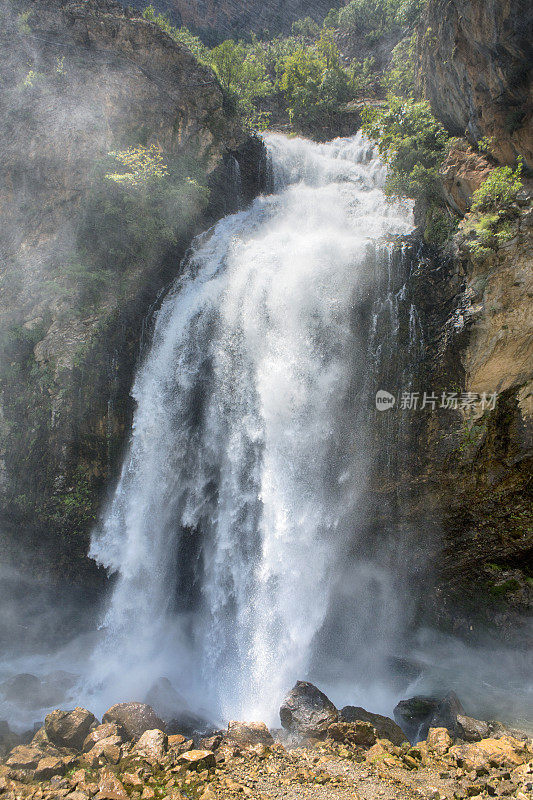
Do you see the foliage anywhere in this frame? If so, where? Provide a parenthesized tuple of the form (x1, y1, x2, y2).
(336, 0, 426, 41)
(16, 10, 31, 34)
(75, 148, 209, 302)
(385, 32, 416, 97)
(142, 5, 209, 63)
(423, 204, 458, 247)
(459, 162, 523, 259)
(470, 162, 523, 213)
(210, 38, 273, 129)
(361, 97, 449, 202)
(106, 145, 169, 187)
(291, 17, 320, 38)
(347, 56, 382, 97)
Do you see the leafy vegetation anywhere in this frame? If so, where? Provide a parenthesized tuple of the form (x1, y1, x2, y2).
(361, 97, 449, 203)
(460, 162, 523, 258)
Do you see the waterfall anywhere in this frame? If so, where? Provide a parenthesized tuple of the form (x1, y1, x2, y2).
(88, 133, 416, 724)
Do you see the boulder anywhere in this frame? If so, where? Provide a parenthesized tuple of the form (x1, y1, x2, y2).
(133, 729, 168, 761)
(83, 723, 125, 753)
(45, 707, 97, 750)
(5, 744, 43, 770)
(279, 681, 338, 739)
(456, 714, 490, 742)
(225, 721, 274, 746)
(340, 706, 407, 746)
(34, 756, 67, 780)
(327, 721, 377, 747)
(426, 727, 452, 756)
(102, 703, 165, 741)
(176, 749, 216, 770)
(145, 678, 189, 720)
(394, 692, 465, 741)
(84, 735, 123, 767)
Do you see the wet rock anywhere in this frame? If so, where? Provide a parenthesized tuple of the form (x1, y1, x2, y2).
(280, 681, 338, 739)
(145, 678, 189, 720)
(426, 727, 453, 756)
(133, 729, 168, 761)
(0, 672, 77, 711)
(457, 715, 490, 742)
(225, 721, 274, 747)
(82, 723, 125, 753)
(34, 756, 67, 780)
(176, 749, 216, 770)
(102, 703, 164, 741)
(340, 706, 407, 746)
(394, 692, 465, 741)
(45, 707, 97, 750)
(84, 735, 123, 767)
(327, 721, 377, 747)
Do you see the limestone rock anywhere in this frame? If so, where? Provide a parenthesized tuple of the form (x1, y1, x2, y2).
(84, 735, 123, 767)
(456, 715, 490, 742)
(45, 707, 97, 751)
(340, 706, 407, 746)
(102, 703, 165, 741)
(426, 727, 452, 756)
(82, 723, 125, 753)
(176, 749, 216, 770)
(280, 681, 338, 739)
(5, 745, 43, 770)
(34, 756, 67, 780)
(95, 768, 129, 800)
(133, 729, 168, 761)
(225, 721, 274, 747)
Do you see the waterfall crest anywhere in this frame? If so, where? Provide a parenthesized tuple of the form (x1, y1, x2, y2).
(89, 133, 415, 722)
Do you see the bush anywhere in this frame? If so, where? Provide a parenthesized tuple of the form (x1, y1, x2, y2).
(471, 162, 523, 213)
(361, 97, 449, 202)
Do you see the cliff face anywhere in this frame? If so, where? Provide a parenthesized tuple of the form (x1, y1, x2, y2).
(416, 0, 533, 167)
(396, 0, 533, 641)
(0, 0, 264, 598)
(126, 0, 342, 40)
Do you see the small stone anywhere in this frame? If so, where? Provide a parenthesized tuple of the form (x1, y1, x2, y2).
(84, 735, 123, 766)
(83, 724, 124, 753)
(94, 768, 129, 800)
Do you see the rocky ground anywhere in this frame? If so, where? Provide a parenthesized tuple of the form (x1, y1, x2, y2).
(0, 683, 532, 800)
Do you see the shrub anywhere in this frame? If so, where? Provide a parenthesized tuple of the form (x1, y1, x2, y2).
(361, 97, 449, 202)
(471, 162, 523, 213)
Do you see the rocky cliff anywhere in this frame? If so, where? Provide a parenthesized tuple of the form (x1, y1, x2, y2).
(394, 0, 533, 642)
(416, 0, 533, 167)
(0, 0, 265, 615)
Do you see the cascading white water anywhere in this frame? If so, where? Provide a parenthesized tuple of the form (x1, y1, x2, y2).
(88, 133, 415, 724)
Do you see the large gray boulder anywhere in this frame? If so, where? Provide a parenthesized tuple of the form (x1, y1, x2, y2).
(280, 681, 338, 739)
(102, 702, 165, 741)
